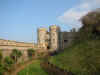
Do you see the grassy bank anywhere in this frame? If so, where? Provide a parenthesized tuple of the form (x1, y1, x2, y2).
(17, 60, 48, 75)
(50, 40, 100, 75)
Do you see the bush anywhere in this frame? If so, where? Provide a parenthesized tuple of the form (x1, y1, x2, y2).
(0, 64, 5, 75)
(0, 50, 2, 63)
(0, 50, 4, 75)
(10, 49, 22, 63)
(4, 56, 14, 71)
(27, 48, 35, 59)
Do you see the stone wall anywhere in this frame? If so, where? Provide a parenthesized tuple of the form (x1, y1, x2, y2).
(0, 39, 34, 61)
(60, 32, 77, 50)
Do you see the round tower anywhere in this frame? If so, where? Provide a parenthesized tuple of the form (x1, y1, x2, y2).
(49, 25, 61, 51)
(38, 28, 47, 49)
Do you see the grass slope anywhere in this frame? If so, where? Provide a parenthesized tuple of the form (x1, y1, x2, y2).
(50, 40, 100, 75)
(17, 60, 48, 75)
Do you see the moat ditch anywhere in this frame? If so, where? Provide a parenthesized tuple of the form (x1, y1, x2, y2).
(40, 61, 74, 75)
(40, 54, 74, 75)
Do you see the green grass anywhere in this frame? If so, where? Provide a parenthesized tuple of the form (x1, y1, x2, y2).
(17, 60, 48, 75)
(50, 40, 100, 75)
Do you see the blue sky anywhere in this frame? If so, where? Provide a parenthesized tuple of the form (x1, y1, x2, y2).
(0, 0, 99, 43)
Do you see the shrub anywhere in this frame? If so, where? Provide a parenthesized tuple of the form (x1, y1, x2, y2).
(0, 50, 2, 63)
(10, 49, 22, 63)
(0, 50, 4, 75)
(4, 56, 14, 71)
(0, 64, 5, 75)
(27, 48, 35, 59)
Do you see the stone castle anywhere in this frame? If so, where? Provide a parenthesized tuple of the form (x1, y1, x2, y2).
(0, 25, 76, 59)
(37, 25, 76, 52)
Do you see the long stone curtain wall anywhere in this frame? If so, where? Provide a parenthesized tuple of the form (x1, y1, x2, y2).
(0, 39, 35, 62)
(1, 50, 29, 62)
(0, 39, 50, 62)
(0, 39, 34, 48)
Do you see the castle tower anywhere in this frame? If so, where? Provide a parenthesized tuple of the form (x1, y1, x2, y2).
(49, 25, 61, 51)
(37, 28, 47, 49)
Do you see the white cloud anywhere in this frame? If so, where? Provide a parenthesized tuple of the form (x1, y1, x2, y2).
(58, 0, 100, 29)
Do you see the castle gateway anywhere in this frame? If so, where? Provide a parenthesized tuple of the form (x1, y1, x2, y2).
(37, 25, 76, 52)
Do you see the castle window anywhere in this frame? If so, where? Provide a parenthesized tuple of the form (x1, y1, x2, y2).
(64, 40, 68, 43)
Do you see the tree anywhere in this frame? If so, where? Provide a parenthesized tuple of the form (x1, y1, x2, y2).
(81, 9, 100, 34)
(78, 9, 100, 41)
(27, 48, 35, 59)
(10, 49, 22, 63)
(4, 56, 14, 71)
